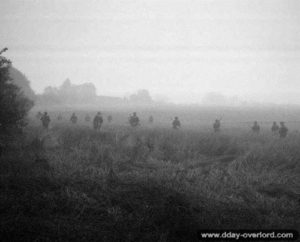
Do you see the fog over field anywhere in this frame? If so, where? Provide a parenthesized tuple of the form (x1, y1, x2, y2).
(1, 1, 300, 241)
(1, 0, 300, 104)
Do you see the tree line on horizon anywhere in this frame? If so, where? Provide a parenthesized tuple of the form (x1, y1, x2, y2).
(37, 79, 154, 106)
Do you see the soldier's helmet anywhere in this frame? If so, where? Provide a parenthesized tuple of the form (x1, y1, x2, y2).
(44, 112, 47, 115)
(97, 112, 101, 115)
(133, 112, 136, 116)
(175, 116, 178, 120)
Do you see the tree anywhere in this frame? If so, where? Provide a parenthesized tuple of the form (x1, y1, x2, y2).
(0, 48, 34, 135)
(9, 66, 36, 101)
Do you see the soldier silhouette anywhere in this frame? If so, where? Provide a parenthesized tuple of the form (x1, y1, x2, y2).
(172, 117, 181, 129)
(129, 112, 140, 127)
(149, 115, 154, 124)
(252, 121, 260, 134)
(213, 119, 221, 133)
(70, 113, 78, 124)
(93, 112, 103, 131)
(41, 112, 50, 129)
(279, 122, 288, 138)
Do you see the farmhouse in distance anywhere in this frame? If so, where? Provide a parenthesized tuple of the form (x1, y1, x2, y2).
(35, 78, 155, 108)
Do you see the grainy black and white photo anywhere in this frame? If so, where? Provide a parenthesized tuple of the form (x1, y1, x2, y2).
(0, 0, 299, 241)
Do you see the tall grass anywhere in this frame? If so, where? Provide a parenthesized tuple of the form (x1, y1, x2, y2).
(0, 123, 299, 241)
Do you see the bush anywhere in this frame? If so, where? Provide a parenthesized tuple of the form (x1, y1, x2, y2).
(0, 49, 34, 138)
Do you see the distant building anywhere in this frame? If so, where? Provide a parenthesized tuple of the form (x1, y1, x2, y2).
(128, 89, 153, 104)
(37, 79, 97, 105)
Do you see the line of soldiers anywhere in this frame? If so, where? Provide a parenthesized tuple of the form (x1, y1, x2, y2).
(39, 111, 107, 131)
(37, 111, 289, 138)
(252, 121, 288, 138)
(211, 119, 288, 137)
(38, 111, 155, 130)
(212, 119, 288, 138)
(128, 113, 181, 129)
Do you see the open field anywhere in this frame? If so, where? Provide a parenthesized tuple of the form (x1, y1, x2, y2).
(1, 109, 300, 241)
(2, 0, 300, 240)
(30, 105, 300, 130)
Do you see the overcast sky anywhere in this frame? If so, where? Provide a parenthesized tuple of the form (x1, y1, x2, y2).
(1, 0, 299, 104)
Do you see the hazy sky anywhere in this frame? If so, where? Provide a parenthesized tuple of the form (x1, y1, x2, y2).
(1, 0, 299, 104)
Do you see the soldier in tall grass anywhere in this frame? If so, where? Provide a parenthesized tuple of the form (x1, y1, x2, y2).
(252, 121, 260, 134)
(172, 116, 181, 129)
(70, 113, 78, 124)
(93, 112, 103, 131)
(213, 119, 221, 132)
(129, 112, 140, 127)
(279, 122, 288, 138)
(40, 112, 50, 130)
(149, 115, 154, 124)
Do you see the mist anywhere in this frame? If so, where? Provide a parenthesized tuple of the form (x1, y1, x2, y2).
(2, 1, 300, 239)
(1, 0, 299, 105)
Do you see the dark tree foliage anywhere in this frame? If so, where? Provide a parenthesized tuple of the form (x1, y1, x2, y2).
(0, 49, 34, 136)
(9, 66, 36, 101)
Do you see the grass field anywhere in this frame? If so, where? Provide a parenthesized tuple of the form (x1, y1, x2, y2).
(1, 110, 299, 241)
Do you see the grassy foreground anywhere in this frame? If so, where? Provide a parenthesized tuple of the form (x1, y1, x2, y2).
(0, 124, 299, 241)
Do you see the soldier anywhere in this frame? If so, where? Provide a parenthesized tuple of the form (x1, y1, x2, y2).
(252, 121, 260, 134)
(85, 114, 91, 122)
(271, 121, 279, 133)
(279, 122, 288, 138)
(149, 115, 154, 124)
(129, 112, 140, 127)
(172, 117, 181, 129)
(70, 113, 78, 124)
(57, 114, 62, 121)
(93, 112, 103, 131)
(213, 119, 221, 133)
(40, 112, 50, 130)
(36, 111, 42, 120)
(107, 115, 113, 123)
